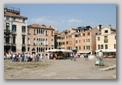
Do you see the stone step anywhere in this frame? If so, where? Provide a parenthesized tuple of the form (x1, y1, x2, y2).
(99, 65, 116, 71)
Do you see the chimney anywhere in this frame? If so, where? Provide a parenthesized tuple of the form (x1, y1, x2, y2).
(97, 24, 102, 31)
(109, 24, 112, 28)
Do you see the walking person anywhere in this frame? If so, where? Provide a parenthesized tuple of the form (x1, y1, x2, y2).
(96, 50, 104, 66)
(74, 52, 77, 61)
(84, 53, 88, 61)
(70, 52, 74, 60)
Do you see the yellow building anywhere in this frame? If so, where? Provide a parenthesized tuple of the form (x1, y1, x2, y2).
(96, 27, 116, 57)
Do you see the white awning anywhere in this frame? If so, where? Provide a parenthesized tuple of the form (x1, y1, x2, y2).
(77, 51, 91, 53)
(95, 49, 116, 52)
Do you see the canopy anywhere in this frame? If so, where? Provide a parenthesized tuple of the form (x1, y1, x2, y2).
(95, 49, 116, 52)
(47, 49, 72, 53)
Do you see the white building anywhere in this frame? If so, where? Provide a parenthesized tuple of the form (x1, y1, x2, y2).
(4, 7, 28, 53)
(96, 25, 116, 57)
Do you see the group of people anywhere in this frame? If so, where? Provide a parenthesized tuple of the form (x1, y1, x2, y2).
(4, 52, 40, 62)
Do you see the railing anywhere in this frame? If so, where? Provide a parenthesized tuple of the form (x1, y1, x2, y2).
(4, 42, 12, 46)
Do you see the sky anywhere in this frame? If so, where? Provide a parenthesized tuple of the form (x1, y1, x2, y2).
(4, 4, 116, 32)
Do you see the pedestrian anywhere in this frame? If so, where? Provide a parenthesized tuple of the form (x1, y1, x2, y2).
(84, 53, 88, 61)
(74, 52, 77, 61)
(70, 52, 73, 60)
(96, 50, 104, 66)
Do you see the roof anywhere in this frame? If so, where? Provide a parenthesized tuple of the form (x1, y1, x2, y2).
(28, 24, 55, 30)
(4, 8, 28, 19)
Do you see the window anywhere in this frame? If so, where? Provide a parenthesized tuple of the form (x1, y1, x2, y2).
(104, 30, 108, 33)
(104, 36, 107, 39)
(23, 19, 26, 23)
(84, 46, 85, 50)
(12, 46, 16, 52)
(76, 40, 78, 43)
(6, 17, 10, 21)
(39, 29, 41, 34)
(22, 46, 26, 52)
(86, 46, 90, 50)
(22, 36, 25, 44)
(98, 37, 100, 41)
(76, 47, 78, 50)
(12, 35, 16, 44)
(34, 29, 36, 34)
(37, 29, 39, 34)
(27, 38, 30, 45)
(101, 45, 104, 49)
(66, 41, 68, 44)
(86, 39, 90, 42)
(12, 25, 16, 32)
(6, 23, 10, 30)
(104, 36, 108, 43)
(87, 32, 90, 36)
(114, 44, 116, 49)
(83, 33, 85, 36)
(98, 45, 100, 49)
(79, 46, 81, 50)
(115, 35, 116, 40)
(105, 45, 108, 49)
(22, 26, 26, 32)
(51, 30, 53, 36)
(28, 47, 30, 51)
(46, 30, 47, 36)
(37, 47, 38, 52)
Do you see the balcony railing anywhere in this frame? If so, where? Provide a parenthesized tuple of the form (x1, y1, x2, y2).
(4, 42, 12, 46)
(11, 31, 17, 34)
(22, 32, 26, 35)
(22, 44, 26, 46)
(27, 44, 30, 46)
(12, 43, 16, 46)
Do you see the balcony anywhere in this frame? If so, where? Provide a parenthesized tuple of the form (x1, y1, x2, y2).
(11, 31, 17, 34)
(22, 44, 26, 46)
(12, 43, 16, 46)
(4, 42, 12, 46)
(22, 32, 26, 35)
(27, 44, 30, 46)
(104, 39, 108, 43)
(4, 29, 11, 33)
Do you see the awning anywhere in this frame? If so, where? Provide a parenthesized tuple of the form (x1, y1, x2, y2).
(95, 49, 116, 52)
(77, 51, 91, 53)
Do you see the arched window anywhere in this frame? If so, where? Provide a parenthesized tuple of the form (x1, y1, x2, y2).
(41, 48, 42, 52)
(37, 47, 38, 52)
(37, 38, 38, 45)
(39, 48, 40, 52)
(27, 38, 30, 45)
(41, 29, 43, 34)
(33, 38, 36, 45)
(39, 38, 40, 45)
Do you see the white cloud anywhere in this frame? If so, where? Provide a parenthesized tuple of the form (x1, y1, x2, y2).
(68, 18, 82, 23)
(30, 17, 55, 25)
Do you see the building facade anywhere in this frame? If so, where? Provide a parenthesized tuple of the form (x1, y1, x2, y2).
(57, 28, 77, 50)
(96, 26, 116, 57)
(57, 25, 101, 54)
(4, 7, 28, 53)
(75, 26, 101, 54)
(27, 24, 56, 57)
